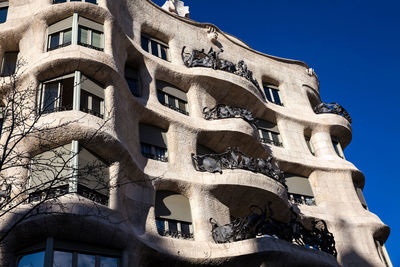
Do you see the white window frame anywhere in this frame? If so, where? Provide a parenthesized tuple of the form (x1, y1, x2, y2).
(141, 34, 170, 61)
(258, 128, 283, 147)
(158, 91, 188, 115)
(263, 84, 283, 106)
(140, 142, 168, 162)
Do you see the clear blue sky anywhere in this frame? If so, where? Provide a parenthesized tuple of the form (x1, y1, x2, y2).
(154, 0, 400, 264)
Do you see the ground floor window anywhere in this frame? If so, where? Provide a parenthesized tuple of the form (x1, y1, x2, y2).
(17, 238, 120, 267)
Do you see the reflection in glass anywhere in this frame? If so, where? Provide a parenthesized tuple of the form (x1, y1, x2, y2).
(100, 256, 118, 267)
(18, 251, 45, 267)
(54, 251, 73, 267)
(78, 253, 96, 267)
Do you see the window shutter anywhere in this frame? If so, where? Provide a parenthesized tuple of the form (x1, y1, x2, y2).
(48, 16, 73, 35)
(156, 80, 187, 101)
(155, 191, 192, 223)
(256, 119, 279, 133)
(285, 174, 314, 197)
(78, 16, 103, 32)
(80, 74, 104, 99)
(139, 124, 167, 148)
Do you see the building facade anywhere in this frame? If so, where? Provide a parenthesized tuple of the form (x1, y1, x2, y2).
(0, 0, 392, 266)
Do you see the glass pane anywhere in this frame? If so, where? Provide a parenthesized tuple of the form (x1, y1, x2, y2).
(264, 87, 273, 102)
(126, 78, 138, 96)
(91, 31, 102, 49)
(178, 100, 186, 113)
(80, 90, 89, 113)
(1, 52, 18, 76)
(271, 132, 281, 146)
(168, 220, 178, 233)
(154, 146, 166, 161)
(160, 45, 168, 60)
(63, 29, 72, 45)
(53, 251, 73, 267)
(53, 0, 67, 3)
(0, 7, 8, 24)
(271, 89, 282, 105)
(157, 91, 165, 105)
(49, 33, 60, 50)
(141, 36, 149, 52)
(151, 41, 159, 57)
(77, 253, 96, 267)
(85, 0, 97, 3)
(100, 257, 118, 267)
(333, 141, 342, 157)
(43, 82, 59, 113)
(18, 251, 45, 267)
(91, 95, 102, 115)
(260, 129, 272, 142)
(155, 218, 165, 235)
(180, 222, 191, 236)
(60, 77, 74, 110)
(79, 27, 88, 45)
(167, 95, 175, 108)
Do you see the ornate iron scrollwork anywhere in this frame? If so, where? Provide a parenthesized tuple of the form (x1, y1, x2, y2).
(203, 104, 255, 125)
(313, 102, 352, 123)
(181, 47, 264, 98)
(210, 204, 337, 257)
(191, 147, 285, 185)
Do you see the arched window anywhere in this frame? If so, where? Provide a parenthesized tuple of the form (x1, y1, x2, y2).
(155, 191, 193, 239)
(139, 124, 168, 162)
(141, 34, 169, 61)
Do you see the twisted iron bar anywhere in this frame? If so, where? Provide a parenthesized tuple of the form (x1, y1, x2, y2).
(181, 47, 264, 99)
(313, 102, 352, 123)
(210, 204, 337, 257)
(203, 104, 256, 125)
(191, 147, 285, 186)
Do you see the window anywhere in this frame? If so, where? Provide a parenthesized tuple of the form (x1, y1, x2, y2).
(285, 173, 316, 206)
(354, 183, 368, 209)
(156, 80, 188, 115)
(0, 5, 7, 24)
(125, 66, 140, 97)
(39, 71, 105, 118)
(155, 191, 193, 239)
(29, 141, 109, 205)
(256, 119, 283, 147)
(139, 124, 168, 162)
(17, 238, 120, 267)
(53, 0, 97, 4)
(263, 84, 283, 106)
(332, 136, 345, 159)
(141, 34, 169, 61)
(305, 136, 315, 156)
(0, 51, 18, 77)
(47, 15, 104, 52)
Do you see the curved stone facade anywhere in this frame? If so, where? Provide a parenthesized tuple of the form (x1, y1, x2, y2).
(0, 0, 391, 266)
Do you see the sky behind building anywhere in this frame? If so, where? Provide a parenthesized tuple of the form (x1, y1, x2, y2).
(153, 0, 400, 264)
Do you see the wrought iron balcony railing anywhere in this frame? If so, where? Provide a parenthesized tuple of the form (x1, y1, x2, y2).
(210, 204, 337, 257)
(181, 46, 265, 99)
(289, 193, 316, 206)
(192, 147, 286, 186)
(313, 102, 352, 123)
(77, 184, 108, 206)
(203, 104, 256, 125)
(47, 41, 72, 51)
(78, 42, 104, 52)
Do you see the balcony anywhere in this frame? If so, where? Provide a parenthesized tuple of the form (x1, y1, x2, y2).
(210, 203, 337, 257)
(313, 102, 352, 123)
(192, 147, 286, 187)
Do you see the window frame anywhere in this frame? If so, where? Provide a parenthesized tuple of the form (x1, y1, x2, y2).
(305, 136, 315, 156)
(0, 3, 8, 24)
(124, 65, 141, 97)
(141, 34, 170, 61)
(263, 84, 283, 106)
(0, 51, 18, 77)
(332, 136, 345, 159)
(16, 238, 120, 267)
(38, 71, 105, 119)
